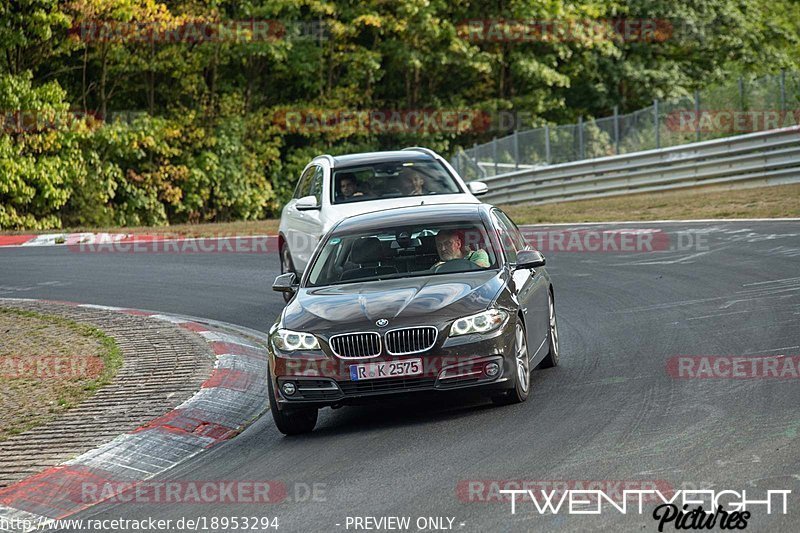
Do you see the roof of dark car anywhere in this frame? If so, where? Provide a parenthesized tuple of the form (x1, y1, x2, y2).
(330, 150, 434, 167)
(333, 203, 489, 234)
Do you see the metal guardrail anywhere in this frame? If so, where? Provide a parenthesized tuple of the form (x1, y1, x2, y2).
(480, 126, 800, 205)
(456, 71, 799, 178)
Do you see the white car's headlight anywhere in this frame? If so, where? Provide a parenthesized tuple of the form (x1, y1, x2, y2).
(271, 328, 320, 351)
(449, 309, 509, 337)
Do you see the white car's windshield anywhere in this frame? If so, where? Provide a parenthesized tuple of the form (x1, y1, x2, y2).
(332, 160, 461, 204)
(306, 222, 497, 286)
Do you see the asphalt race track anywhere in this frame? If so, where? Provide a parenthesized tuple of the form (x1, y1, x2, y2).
(1, 220, 799, 531)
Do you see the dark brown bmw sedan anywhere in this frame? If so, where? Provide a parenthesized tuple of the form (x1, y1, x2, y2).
(268, 203, 559, 434)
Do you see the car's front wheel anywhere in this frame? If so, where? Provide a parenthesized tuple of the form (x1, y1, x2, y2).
(268, 374, 318, 435)
(538, 290, 560, 369)
(492, 318, 530, 406)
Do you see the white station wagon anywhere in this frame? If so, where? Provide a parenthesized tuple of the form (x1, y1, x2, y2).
(278, 147, 488, 297)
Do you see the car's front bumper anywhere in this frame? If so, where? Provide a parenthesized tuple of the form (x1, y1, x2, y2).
(268, 320, 517, 409)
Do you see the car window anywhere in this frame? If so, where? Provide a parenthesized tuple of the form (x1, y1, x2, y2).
(491, 211, 522, 263)
(293, 165, 318, 199)
(331, 160, 461, 204)
(308, 166, 324, 204)
(306, 221, 497, 286)
(494, 210, 527, 251)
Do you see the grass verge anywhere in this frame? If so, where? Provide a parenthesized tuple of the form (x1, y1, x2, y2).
(0, 307, 123, 441)
(501, 183, 800, 224)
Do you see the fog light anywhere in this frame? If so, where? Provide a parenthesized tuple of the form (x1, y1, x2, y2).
(282, 382, 297, 396)
(484, 362, 500, 377)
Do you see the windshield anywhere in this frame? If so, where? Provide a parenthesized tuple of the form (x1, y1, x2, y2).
(306, 221, 498, 286)
(332, 160, 461, 204)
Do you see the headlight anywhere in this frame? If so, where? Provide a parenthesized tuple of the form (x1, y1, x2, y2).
(449, 309, 509, 337)
(271, 328, 320, 351)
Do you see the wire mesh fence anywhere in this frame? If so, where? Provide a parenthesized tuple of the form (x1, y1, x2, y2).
(453, 71, 800, 179)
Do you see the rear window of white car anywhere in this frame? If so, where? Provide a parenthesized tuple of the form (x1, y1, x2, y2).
(332, 161, 461, 204)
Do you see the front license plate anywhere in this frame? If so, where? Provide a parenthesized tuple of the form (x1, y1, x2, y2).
(350, 359, 422, 381)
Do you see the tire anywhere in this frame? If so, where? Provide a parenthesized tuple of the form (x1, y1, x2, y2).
(279, 241, 296, 304)
(537, 290, 560, 369)
(268, 373, 318, 435)
(491, 318, 530, 406)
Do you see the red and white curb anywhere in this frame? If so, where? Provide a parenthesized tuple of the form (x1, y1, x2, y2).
(0, 300, 269, 532)
(0, 233, 127, 247)
(0, 233, 278, 252)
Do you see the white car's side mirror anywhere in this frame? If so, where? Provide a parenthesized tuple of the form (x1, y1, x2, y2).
(468, 181, 489, 196)
(296, 195, 320, 211)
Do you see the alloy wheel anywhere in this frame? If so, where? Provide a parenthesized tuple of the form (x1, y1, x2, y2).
(515, 322, 530, 393)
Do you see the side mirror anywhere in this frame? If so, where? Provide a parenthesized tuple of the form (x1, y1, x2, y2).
(515, 250, 546, 270)
(296, 195, 319, 211)
(468, 181, 489, 196)
(272, 272, 299, 294)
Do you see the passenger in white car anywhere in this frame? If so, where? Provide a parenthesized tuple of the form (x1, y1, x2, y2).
(398, 167, 427, 196)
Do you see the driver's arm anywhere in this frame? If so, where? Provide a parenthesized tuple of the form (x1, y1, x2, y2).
(466, 249, 490, 268)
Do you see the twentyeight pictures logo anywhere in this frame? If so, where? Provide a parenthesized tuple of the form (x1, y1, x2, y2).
(459, 482, 791, 530)
(499, 489, 789, 531)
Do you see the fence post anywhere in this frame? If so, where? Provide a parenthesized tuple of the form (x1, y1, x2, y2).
(578, 116, 584, 160)
(694, 90, 701, 142)
(780, 70, 786, 114)
(654, 99, 660, 149)
(544, 125, 551, 164)
(513, 129, 519, 170)
(492, 137, 498, 175)
(613, 105, 620, 155)
(738, 77, 744, 111)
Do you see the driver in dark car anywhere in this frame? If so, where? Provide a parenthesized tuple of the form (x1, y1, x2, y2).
(432, 228, 490, 269)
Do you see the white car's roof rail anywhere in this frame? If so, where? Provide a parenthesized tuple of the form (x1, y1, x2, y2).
(313, 154, 336, 166)
(402, 146, 438, 158)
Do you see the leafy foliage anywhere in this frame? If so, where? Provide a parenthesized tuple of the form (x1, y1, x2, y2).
(1, 0, 798, 228)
